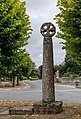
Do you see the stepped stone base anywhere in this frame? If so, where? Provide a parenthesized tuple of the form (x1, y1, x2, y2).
(9, 106, 34, 115)
(9, 101, 63, 115)
(33, 101, 63, 114)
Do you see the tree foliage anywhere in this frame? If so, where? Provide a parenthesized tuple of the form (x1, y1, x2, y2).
(16, 50, 32, 78)
(54, 0, 81, 60)
(54, 0, 81, 77)
(30, 62, 39, 78)
(0, 0, 32, 77)
(58, 53, 81, 77)
(38, 65, 42, 79)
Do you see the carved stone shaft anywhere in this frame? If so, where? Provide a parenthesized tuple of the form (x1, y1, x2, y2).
(42, 37, 55, 103)
(33, 22, 63, 114)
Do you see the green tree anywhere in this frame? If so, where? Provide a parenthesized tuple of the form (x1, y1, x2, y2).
(16, 50, 32, 78)
(30, 62, 37, 77)
(0, 0, 32, 86)
(29, 62, 40, 79)
(54, 0, 81, 77)
(14, 50, 32, 86)
(54, 0, 81, 60)
(58, 53, 81, 77)
(38, 65, 42, 79)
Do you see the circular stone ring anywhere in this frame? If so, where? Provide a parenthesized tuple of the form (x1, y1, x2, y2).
(40, 22, 56, 37)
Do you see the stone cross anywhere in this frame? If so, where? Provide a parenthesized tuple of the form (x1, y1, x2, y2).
(33, 22, 62, 114)
(40, 22, 56, 103)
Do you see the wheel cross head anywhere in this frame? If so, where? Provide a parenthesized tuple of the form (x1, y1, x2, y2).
(40, 22, 56, 37)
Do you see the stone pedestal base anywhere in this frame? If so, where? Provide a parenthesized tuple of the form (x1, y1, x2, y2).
(9, 106, 34, 115)
(33, 101, 63, 114)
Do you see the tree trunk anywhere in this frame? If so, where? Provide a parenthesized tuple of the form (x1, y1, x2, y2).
(0, 78, 1, 83)
(12, 76, 16, 87)
(17, 77, 20, 86)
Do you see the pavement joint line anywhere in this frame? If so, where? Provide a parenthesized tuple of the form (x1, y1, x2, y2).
(55, 84, 75, 88)
(56, 89, 81, 92)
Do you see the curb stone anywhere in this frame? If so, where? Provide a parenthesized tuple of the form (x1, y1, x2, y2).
(0, 82, 30, 92)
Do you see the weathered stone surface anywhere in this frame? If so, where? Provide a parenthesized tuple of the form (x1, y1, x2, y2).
(33, 22, 63, 114)
(33, 101, 63, 114)
(40, 22, 56, 37)
(41, 22, 56, 103)
(9, 106, 34, 115)
(0, 109, 9, 115)
(42, 37, 55, 103)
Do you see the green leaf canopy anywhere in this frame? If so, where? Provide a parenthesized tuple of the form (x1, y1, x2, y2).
(0, 0, 32, 77)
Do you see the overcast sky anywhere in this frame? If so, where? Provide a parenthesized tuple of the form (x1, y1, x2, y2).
(26, 0, 66, 67)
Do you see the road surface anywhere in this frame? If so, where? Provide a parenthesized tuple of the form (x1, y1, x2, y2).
(0, 80, 81, 103)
